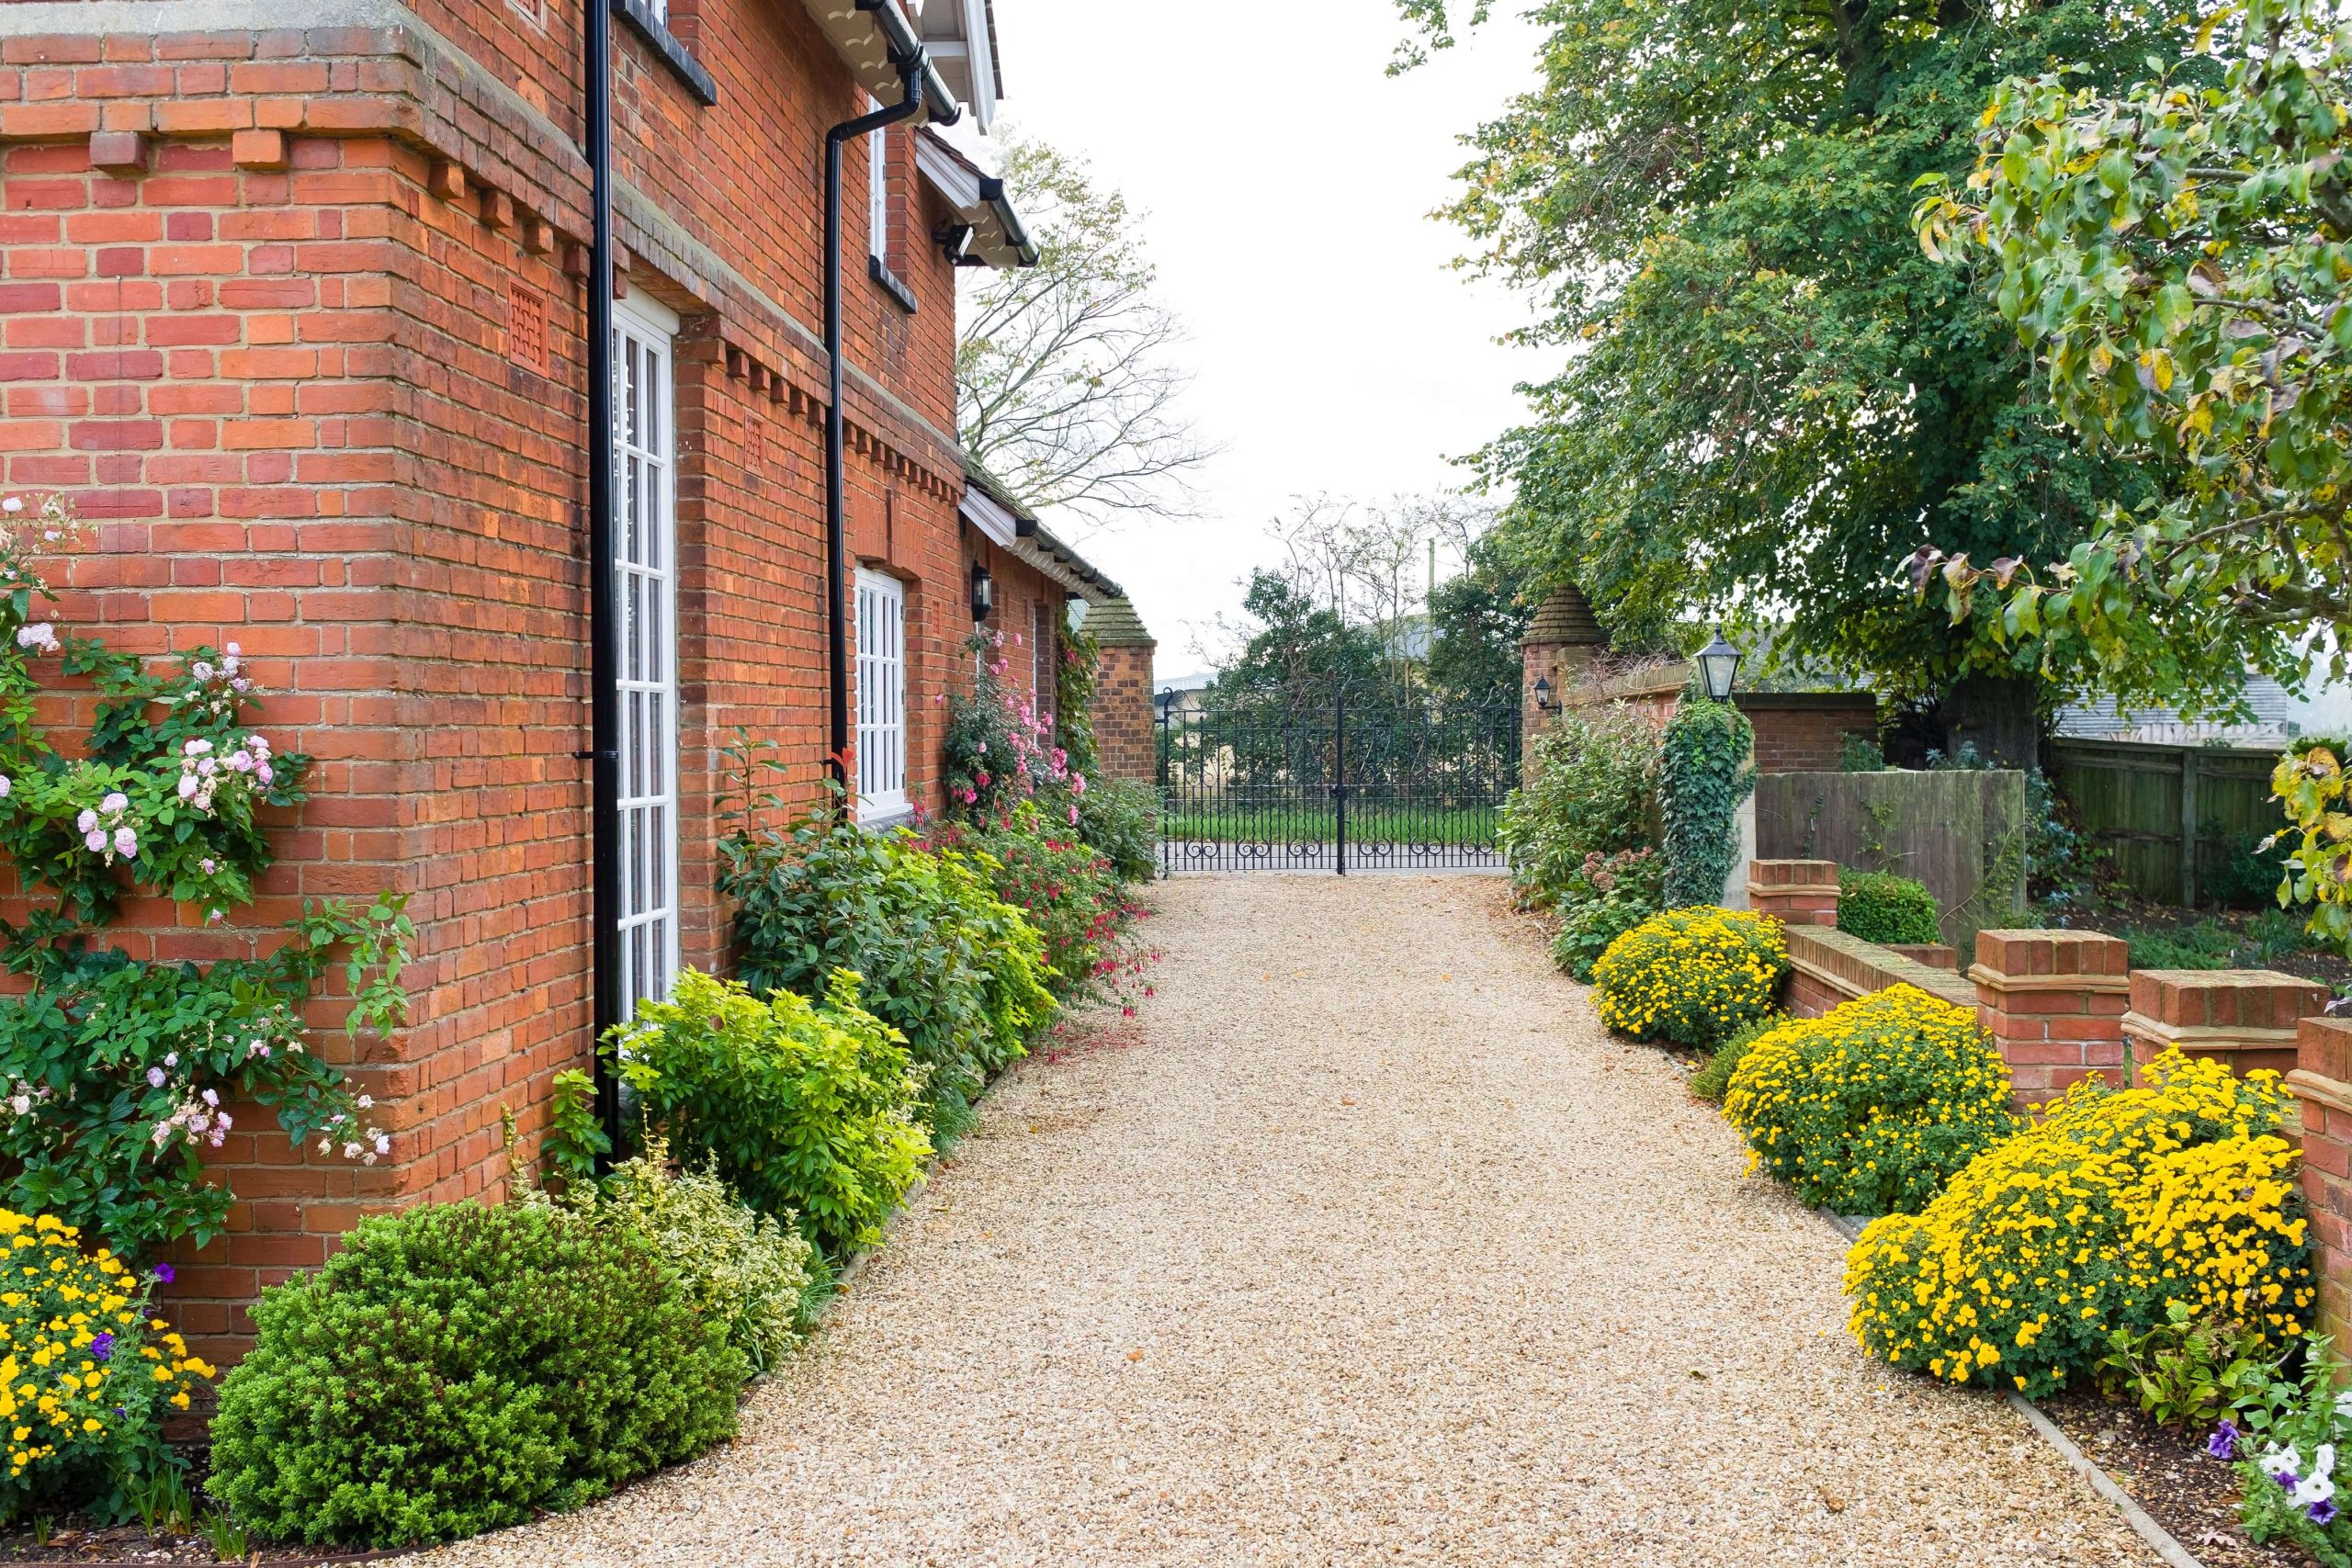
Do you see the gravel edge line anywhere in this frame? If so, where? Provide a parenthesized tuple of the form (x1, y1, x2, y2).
(1813, 1208, 2207, 1568)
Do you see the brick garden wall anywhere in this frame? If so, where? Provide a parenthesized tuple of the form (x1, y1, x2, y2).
(0, 4, 987, 1349)
(1092, 642, 1154, 783)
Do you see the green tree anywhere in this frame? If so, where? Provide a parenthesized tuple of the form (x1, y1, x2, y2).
(1909, 0, 2336, 709)
(1426, 540, 1531, 708)
(1396, 0, 2188, 758)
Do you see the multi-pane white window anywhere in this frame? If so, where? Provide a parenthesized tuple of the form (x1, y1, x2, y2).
(866, 96, 890, 260)
(613, 289, 679, 1019)
(855, 570, 908, 820)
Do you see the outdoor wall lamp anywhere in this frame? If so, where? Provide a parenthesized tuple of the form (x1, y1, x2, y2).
(969, 561, 994, 622)
(1532, 675, 1558, 714)
(1696, 627, 1744, 702)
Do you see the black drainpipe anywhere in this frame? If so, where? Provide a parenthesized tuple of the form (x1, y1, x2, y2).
(582, 0, 623, 1161)
(823, 36, 952, 796)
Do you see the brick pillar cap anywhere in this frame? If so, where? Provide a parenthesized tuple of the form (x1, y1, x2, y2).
(1749, 859, 1839, 889)
(1973, 928, 2132, 984)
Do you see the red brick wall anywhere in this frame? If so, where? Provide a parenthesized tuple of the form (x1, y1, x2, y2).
(0, 8, 985, 1350)
(1737, 694, 1879, 775)
(1093, 642, 1154, 784)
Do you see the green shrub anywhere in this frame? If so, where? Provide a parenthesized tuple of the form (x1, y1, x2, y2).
(1548, 848, 1664, 981)
(2125, 919, 2241, 971)
(1723, 986, 2019, 1214)
(1689, 1011, 1788, 1103)
(2201, 819, 2294, 910)
(207, 1201, 743, 1547)
(1837, 870, 1943, 945)
(1077, 774, 1159, 885)
(921, 802, 1128, 999)
(722, 784, 1056, 1133)
(1591, 907, 1786, 1047)
(1658, 696, 1755, 908)
(546, 1141, 811, 1374)
(1845, 1050, 2312, 1397)
(612, 969, 931, 1258)
(1498, 703, 1658, 908)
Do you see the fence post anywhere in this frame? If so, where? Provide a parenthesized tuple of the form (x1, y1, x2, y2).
(1332, 689, 1347, 878)
(2180, 748, 2199, 908)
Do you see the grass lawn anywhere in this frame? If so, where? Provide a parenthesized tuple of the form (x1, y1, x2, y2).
(1159, 800, 1498, 848)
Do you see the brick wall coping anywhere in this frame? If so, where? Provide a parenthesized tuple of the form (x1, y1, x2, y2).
(1747, 876, 1838, 899)
(2289, 1070, 2352, 1118)
(1785, 926, 1979, 1011)
(2128, 1015, 2305, 1049)
(1965, 962, 2132, 995)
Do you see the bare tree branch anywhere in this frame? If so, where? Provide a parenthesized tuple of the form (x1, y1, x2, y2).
(956, 135, 1219, 530)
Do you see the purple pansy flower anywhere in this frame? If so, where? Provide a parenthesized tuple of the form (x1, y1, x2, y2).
(87, 1331, 112, 1361)
(152, 1262, 174, 1284)
(2315, 1499, 2341, 1527)
(2207, 1420, 2241, 1461)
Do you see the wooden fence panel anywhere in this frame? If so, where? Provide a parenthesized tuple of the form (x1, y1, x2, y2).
(1754, 771, 2027, 952)
(2048, 739, 2278, 906)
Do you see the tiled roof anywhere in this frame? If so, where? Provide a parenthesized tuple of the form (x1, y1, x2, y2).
(1085, 595, 1154, 648)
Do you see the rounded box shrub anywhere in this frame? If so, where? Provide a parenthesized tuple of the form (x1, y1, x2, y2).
(1723, 985, 2018, 1214)
(1590, 907, 1786, 1047)
(208, 1200, 747, 1547)
(1837, 870, 1943, 946)
(1843, 1048, 2312, 1398)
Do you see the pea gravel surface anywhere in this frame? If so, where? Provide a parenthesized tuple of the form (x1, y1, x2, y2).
(406, 874, 2161, 1568)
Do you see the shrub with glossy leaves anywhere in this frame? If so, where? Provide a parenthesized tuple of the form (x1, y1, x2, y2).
(1591, 907, 1786, 1048)
(1837, 870, 1943, 946)
(1724, 986, 2018, 1214)
(611, 968, 931, 1258)
(206, 1200, 743, 1547)
(1845, 1049, 2312, 1398)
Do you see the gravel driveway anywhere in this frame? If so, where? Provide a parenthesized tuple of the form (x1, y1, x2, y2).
(412, 874, 2159, 1567)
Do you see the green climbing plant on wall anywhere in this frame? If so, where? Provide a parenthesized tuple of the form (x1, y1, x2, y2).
(1659, 696, 1755, 908)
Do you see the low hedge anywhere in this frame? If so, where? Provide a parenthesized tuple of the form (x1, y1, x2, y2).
(1843, 1049, 2312, 1398)
(1837, 870, 1942, 946)
(208, 1200, 744, 1546)
(1590, 907, 1786, 1048)
(1723, 985, 2018, 1214)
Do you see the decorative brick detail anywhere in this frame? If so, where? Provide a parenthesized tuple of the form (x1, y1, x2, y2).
(2123, 968, 2331, 1080)
(86, 130, 146, 173)
(1746, 859, 1839, 928)
(2288, 1017, 2352, 1346)
(1886, 942, 1957, 971)
(1969, 930, 2131, 1110)
(228, 128, 284, 169)
(1783, 926, 1977, 1019)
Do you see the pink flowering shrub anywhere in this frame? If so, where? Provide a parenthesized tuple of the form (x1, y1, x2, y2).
(942, 630, 1088, 826)
(0, 493, 407, 1259)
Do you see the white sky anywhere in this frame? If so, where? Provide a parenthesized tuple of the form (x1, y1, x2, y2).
(971, 1, 1553, 678)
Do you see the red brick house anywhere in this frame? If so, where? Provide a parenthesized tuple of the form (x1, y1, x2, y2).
(0, 0, 1148, 1346)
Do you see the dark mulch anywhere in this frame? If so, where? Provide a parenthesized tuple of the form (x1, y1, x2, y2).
(0, 1524, 395, 1564)
(2041, 1387, 2316, 1567)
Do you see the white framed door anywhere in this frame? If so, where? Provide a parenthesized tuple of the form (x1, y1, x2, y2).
(613, 287, 680, 1017)
(855, 569, 908, 821)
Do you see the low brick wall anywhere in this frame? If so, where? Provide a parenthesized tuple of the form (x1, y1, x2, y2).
(1783, 926, 1977, 1017)
(2290, 1018, 2352, 1346)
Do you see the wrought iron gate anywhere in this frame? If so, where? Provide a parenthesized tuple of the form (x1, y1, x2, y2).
(1155, 690, 1521, 874)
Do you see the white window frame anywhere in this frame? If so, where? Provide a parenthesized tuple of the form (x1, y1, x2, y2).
(865, 96, 890, 261)
(613, 287, 680, 1019)
(855, 569, 908, 822)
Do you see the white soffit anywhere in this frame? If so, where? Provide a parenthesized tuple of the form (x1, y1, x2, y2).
(960, 484, 1022, 547)
(914, 130, 1036, 269)
(799, 0, 960, 123)
(920, 0, 1000, 133)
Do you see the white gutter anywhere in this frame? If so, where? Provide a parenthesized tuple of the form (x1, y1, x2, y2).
(921, 0, 1000, 133)
(800, 0, 959, 124)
